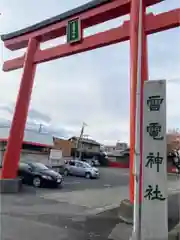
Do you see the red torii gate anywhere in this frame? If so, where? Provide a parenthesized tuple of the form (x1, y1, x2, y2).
(1, 0, 179, 202)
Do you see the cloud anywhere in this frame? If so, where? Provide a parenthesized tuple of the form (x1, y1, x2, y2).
(0, 104, 14, 114)
(0, 0, 179, 145)
(27, 109, 51, 124)
(0, 103, 74, 138)
(0, 103, 51, 124)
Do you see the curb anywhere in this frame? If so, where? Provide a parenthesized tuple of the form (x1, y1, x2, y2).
(108, 223, 180, 240)
(118, 199, 133, 224)
(85, 188, 180, 216)
(94, 198, 180, 240)
(85, 204, 120, 216)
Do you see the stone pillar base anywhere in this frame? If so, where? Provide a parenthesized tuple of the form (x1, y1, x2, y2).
(117, 197, 180, 240)
(118, 199, 133, 224)
(0, 178, 22, 193)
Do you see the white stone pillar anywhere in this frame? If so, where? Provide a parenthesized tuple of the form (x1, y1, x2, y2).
(141, 80, 168, 240)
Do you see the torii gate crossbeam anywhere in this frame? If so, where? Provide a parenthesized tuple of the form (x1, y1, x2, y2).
(3, 9, 180, 72)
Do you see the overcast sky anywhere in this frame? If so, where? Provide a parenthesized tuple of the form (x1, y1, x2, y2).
(0, 0, 179, 145)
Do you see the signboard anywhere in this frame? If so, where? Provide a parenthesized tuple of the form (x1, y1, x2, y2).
(49, 149, 63, 166)
(141, 80, 168, 240)
(67, 18, 81, 44)
(49, 149, 62, 160)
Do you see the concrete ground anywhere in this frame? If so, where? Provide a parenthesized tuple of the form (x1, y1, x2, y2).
(0, 168, 180, 240)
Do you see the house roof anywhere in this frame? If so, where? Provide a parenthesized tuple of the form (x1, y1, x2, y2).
(69, 136, 100, 146)
(1, 0, 110, 41)
(0, 127, 54, 147)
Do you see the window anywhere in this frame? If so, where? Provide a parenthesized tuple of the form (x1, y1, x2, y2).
(82, 162, 91, 168)
(69, 161, 75, 166)
(19, 162, 31, 171)
(30, 162, 49, 170)
(76, 162, 83, 167)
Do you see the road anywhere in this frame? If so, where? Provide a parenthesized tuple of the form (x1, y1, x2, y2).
(0, 168, 179, 240)
(0, 168, 130, 240)
(43, 167, 129, 192)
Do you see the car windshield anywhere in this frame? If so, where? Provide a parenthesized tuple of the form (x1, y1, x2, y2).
(83, 162, 92, 168)
(31, 163, 49, 170)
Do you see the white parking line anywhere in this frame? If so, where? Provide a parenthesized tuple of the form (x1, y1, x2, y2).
(63, 181, 80, 185)
(103, 184, 112, 188)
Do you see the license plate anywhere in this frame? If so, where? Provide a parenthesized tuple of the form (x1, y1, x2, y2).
(57, 179, 61, 183)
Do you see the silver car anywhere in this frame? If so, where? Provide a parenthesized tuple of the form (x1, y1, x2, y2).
(63, 160, 100, 179)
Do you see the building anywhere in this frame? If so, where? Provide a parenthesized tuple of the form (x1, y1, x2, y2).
(0, 126, 53, 165)
(104, 141, 128, 155)
(167, 133, 180, 152)
(104, 145, 116, 153)
(69, 136, 101, 158)
(115, 142, 128, 151)
(53, 137, 73, 157)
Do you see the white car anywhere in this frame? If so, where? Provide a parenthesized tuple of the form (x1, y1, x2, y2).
(63, 160, 100, 179)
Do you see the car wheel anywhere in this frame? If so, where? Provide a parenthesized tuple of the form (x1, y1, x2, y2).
(64, 169, 69, 176)
(57, 182, 63, 188)
(85, 172, 91, 179)
(33, 177, 41, 188)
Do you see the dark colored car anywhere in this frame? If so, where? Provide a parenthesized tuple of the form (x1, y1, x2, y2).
(18, 162, 63, 188)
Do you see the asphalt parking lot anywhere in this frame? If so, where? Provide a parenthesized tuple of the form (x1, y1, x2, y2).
(41, 167, 129, 193)
(0, 168, 130, 240)
(0, 168, 180, 240)
(8, 167, 129, 198)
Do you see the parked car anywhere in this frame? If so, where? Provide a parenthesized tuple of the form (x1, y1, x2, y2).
(82, 158, 100, 167)
(87, 159, 100, 167)
(119, 148, 130, 157)
(18, 162, 63, 188)
(169, 150, 180, 173)
(63, 160, 100, 179)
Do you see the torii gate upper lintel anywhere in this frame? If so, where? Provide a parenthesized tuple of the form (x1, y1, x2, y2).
(2, 0, 163, 49)
(1, 0, 180, 203)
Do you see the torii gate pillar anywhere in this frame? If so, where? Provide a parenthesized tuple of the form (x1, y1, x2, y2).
(129, 0, 149, 202)
(1, 38, 39, 178)
(0, 0, 179, 200)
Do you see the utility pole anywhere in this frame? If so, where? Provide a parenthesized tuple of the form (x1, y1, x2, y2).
(38, 123, 43, 133)
(75, 122, 87, 159)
